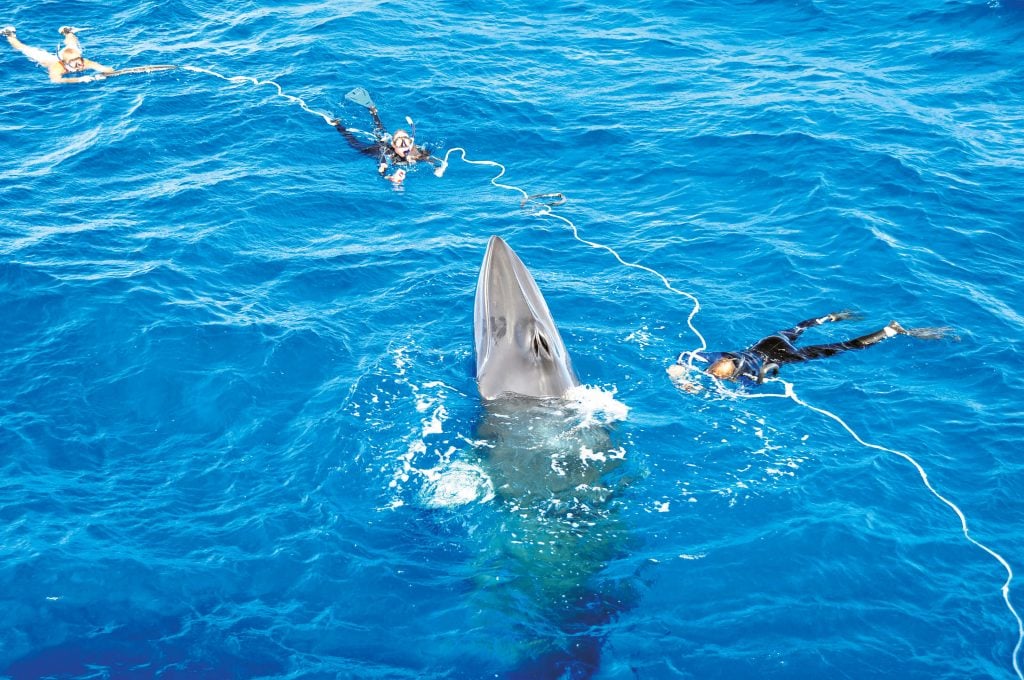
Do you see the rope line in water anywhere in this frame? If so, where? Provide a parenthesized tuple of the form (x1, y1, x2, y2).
(744, 380, 1024, 680)
(441, 145, 1022, 680)
(180, 65, 335, 126)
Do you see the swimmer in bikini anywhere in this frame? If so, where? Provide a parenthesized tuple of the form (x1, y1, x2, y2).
(669, 311, 955, 388)
(2, 25, 113, 83)
(330, 103, 443, 184)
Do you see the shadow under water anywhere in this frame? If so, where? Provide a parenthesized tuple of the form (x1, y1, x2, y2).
(461, 395, 637, 679)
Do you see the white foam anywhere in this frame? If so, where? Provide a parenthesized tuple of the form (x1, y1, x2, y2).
(420, 461, 495, 509)
(625, 325, 653, 348)
(563, 384, 630, 428)
(421, 404, 447, 435)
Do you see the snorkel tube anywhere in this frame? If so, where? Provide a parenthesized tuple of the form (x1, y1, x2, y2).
(756, 362, 780, 384)
(405, 115, 448, 177)
(406, 114, 447, 178)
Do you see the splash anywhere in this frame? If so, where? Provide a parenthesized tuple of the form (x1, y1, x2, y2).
(386, 371, 459, 500)
(563, 384, 630, 429)
(420, 460, 495, 509)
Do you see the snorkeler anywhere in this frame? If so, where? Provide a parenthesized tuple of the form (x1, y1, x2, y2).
(669, 311, 955, 387)
(330, 87, 444, 184)
(2, 26, 114, 83)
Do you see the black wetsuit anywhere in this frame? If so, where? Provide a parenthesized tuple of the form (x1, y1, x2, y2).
(686, 314, 895, 386)
(333, 109, 441, 176)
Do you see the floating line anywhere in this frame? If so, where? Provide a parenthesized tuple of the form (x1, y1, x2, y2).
(440, 145, 1021, 679)
(742, 379, 1023, 680)
(180, 65, 335, 126)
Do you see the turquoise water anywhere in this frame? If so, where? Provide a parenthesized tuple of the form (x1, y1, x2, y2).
(2, 1, 1023, 678)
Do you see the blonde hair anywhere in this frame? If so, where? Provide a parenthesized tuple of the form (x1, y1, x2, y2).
(708, 357, 738, 380)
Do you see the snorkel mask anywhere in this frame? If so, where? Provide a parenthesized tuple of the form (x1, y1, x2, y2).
(58, 46, 85, 70)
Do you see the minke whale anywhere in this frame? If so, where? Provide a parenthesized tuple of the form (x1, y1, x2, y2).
(467, 236, 629, 678)
(475, 235, 579, 401)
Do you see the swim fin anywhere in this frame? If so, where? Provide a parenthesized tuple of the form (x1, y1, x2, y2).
(345, 87, 376, 110)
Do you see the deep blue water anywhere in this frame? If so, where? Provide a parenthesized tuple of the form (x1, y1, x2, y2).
(3, 1, 1024, 678)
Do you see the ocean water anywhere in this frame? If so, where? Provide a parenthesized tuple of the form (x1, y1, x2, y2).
(2, 0, 1024, 678)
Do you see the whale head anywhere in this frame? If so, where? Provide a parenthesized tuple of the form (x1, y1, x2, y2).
(474, 236, 580, 401)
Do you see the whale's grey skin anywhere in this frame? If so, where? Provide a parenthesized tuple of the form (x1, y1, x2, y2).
(474, 235, 579, 401)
